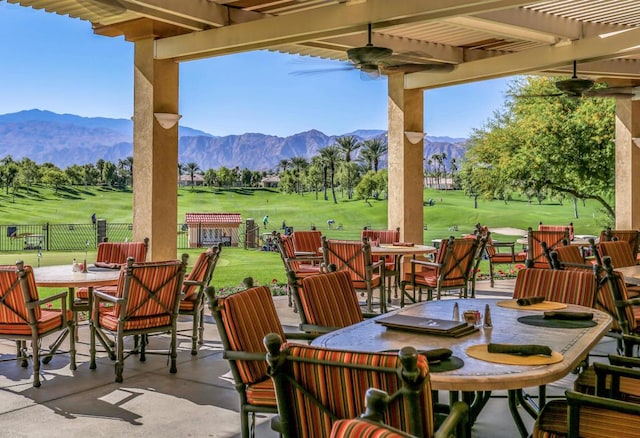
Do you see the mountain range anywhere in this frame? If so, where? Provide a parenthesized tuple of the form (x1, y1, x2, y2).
(0, 109, 467, 171)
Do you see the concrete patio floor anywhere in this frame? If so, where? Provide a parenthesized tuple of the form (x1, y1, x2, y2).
(0, 279, 617, 437)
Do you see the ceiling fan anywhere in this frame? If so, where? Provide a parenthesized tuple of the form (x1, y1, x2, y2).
(293, 23, 455, 79)
(517, 60, 638, 99)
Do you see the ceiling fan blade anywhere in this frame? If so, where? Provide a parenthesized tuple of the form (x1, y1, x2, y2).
(584, 87, 637, 98)
(290, 66, 355, 76)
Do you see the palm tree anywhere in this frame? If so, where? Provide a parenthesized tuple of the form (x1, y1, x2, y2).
(185, 162, 200, 189)
(290, 156, 308, 195)
(278, 159, 290, 174)
(319, 145, 341, 204)
(335, 135, 361, 199)
(360, 138, 388, 172)
(178, 162, 185, 187)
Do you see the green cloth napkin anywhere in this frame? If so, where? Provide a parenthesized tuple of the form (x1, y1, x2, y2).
(419, 348, 452, 363)
(487, 343, 552, 356)
(543, 311, 593, 321)
(516, 296, 546, 306)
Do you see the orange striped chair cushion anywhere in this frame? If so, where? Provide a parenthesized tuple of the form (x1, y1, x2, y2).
(182, 250, 211, 300)
(539, 224, 574, 241)
(219, 286, 286, 384)
(512, 268, 596, 307)
(593, 272, 637, 333)
(330, 419, 414, 438)
(0, 309, 71, 336)
(598, 241, 636, 268)
(282, 235, 316, 272)
(528, 230, 567, 269)
(554, 245, 584, 266)
(325, 240, 381, 287)
(533, 396, 640, 438)
(299, 271, 364, 328)
(403, 238, 475, 288)
(76, 284, 118, 300)
(97, 260, 182, 331)
(0, 265, 41, 323)
(281, 343, 433, 438)
(293, 231, 322, 255)
(95, 241, 147, 267)
(362, 229, 400, 265)
(245, 377, 277, 407)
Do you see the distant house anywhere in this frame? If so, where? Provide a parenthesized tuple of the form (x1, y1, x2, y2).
(179, 174, 205, 186)
(260, 175, 280, 188)
(184, 212, 242, 247)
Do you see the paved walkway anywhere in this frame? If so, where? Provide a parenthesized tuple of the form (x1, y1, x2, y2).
(0, 279, 617, 437)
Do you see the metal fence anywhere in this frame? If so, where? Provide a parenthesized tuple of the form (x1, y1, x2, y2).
(0, 221, 258, 252)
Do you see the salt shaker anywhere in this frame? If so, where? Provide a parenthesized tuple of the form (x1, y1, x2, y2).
(452, 302, 460, 321)
(483, 303, 493, 328)
(72, 258, 78, 272)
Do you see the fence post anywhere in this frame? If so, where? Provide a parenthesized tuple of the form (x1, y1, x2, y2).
(245, 218, 256, 249)
(97, 219, 107, 243)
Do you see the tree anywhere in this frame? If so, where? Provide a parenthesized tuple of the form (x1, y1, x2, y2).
(289, 156, 308, 195)
(335, 135, 361, 199)
(307, 156, 324, 200)
(462, 75, 616, 219)
(204, 168, 218, 187)
(185, 162, 201, 188)
(41, 168, 69, 194)
(102, 161, 117, 187)
(359, 138, 388, 172)
(319, 145, 341, 204)
(278, 159, 290, 173)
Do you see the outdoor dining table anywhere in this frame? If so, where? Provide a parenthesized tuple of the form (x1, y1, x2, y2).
(613, 264, 640, 286)
(313, 298, 611, 437)
(33, 264, 121, 357)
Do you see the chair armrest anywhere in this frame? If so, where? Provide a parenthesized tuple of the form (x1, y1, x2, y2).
(224, 350, 266, 361)
(183, 279, 204, 287)
(410, 259, 440, 269)
(434, 401, 469, 438)
(299, 323, 337, 334)
(287, 255, 323, 264)
(362, 312, 379, 319)
(283, 331, 318, 341)
(493, 242, 515, 248)
(617, 297, 640, 307)
(32, 290, 67, 307)
(608, 354, 640, 368)
(93, 290, 122, 304)
(371, 260, 385, 270)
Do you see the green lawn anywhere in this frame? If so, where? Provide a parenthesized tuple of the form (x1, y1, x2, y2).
(0, 185, 611, 294)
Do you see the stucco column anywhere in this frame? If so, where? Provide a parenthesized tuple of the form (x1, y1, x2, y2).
(133, 38, 179, 260)
(615, 99, 640, 229)
(387, 73, 424, 243)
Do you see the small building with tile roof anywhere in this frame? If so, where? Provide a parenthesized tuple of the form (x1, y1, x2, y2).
(184, 212, 242, 247)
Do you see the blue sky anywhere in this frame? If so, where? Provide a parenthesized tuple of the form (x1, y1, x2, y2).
(1, 2, 512, 139)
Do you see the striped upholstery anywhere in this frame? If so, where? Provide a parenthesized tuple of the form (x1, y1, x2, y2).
(602, 229, 640, 260)
(402, 237, 479, 301)
(533, 391, 640, 438)
(553, 245, 585, 267)
(272, 342, 433, 438)
(182, 249, 215, 301)
(95, 240, 148, 267)
(279, 235, 321, 274)
(361, 228, 401, 265)
(292, 231, 322, 256)
(512, 268, 596, 307)
(97, 260, 183, 331)
(592, 271, 637, 333)
(218, 286, 286, 385)
(330, 419, 415, 438)
(574, 366, 640, 402)
(539, 223, 574, 241)
(598, 241, 636, 268)
(323, 239, 381, 287)
(527, 230, 569, 269)
(298, 271, 364, 329)
(0, 262, 74, 387)
(245, 377, 278, 407)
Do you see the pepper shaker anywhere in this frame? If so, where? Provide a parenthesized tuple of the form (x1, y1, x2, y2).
(483, 303, 493, 328)
(452, 302, 460, 321)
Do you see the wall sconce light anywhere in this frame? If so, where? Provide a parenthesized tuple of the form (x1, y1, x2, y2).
(154, 113, 182, 129)
(404, 131, 425, 144)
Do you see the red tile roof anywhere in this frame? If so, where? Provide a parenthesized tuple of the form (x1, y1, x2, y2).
(185, 213, 242, 225)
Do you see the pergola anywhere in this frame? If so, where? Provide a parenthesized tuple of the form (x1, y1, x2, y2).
(10, 0, 640, 260)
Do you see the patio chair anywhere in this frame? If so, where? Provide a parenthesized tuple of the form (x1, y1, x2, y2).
(89, 254, 188, 383)
(400, 236, 480, 303)
(331, 418, 417, 438)
(574, 355, 640, 402)
(598, 240, 637, 268)
(291, 230, 323, 257)
(481, 228, 526, 287)
(321, 236, 385, 313)
(178, 245, 221, 355)
(533, 390, 640, 438)
(264, 333, 469, 438)
(207, 285, 315, 438)
(0, 261, 76, 387)
(545, 239, 586, 270)
(512, 267, 597, 307)
(289, 270, 373, 335)
(539, 221, 574, 241)
(466, 230, 488, 298)
(600, 228, 640, 261)
(274, 234, 322, 309)
(361, 227, 401, 300)
(525, 228, 569, 269)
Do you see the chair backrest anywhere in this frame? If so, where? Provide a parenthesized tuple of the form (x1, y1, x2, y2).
(330, 419, 416, 438)
(292, 230, 322, 256)
(212, 286, 286, 385)
(602, 256, 638, 335)
(361, 228, 401, 245)
(182, 245, 221, 300)
(512, 268, 597, 307)
(565, 390, 640, 438)
(552, 244, 585, 267)
(598, 240, 636, 268)
(539, 222, 574, 241)
(276, 234, 303, 272)
(113, 255, 187, 323)
(602, 228, 640, 259)
(297, 271, 363, 329)
(436, 237, 480, 287)
(265, 334, 434, 438)
(0, 262, 40, 325)
(322, 237, 374, 284)
(96, 237, 149, 266)
(526, 228, 569, 269)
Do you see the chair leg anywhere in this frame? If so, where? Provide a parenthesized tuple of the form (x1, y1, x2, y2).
(115, 334, 124, 383)
(240, 406, 250, 438)
(170, 327, 178, 374)
(31, 336, 41, 388)
(198, 306, 205, 346)
(191, 312, 199, 356)
(68, 320, 77, 371)
(89, 318, 97, 370)
(489, 262, 495, 287)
